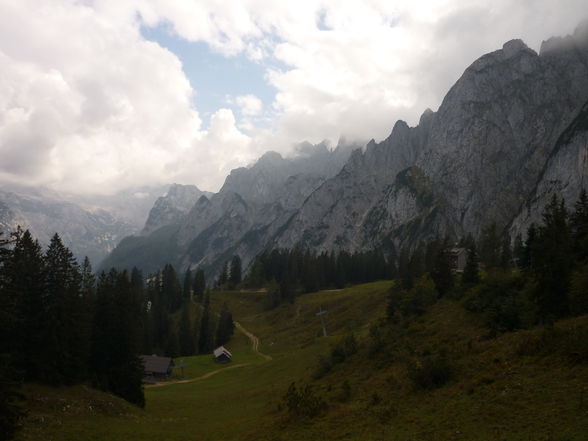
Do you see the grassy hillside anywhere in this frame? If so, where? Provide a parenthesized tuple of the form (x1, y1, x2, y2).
(15, 281, 588, 441)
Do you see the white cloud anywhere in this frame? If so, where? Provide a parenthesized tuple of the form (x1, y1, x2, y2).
(234, 94, 263, 116)
(0, 0, 586, 195)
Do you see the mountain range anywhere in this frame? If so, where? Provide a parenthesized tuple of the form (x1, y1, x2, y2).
(3, 24, 588, 277)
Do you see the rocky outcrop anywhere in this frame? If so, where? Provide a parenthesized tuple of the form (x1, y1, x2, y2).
(142, 184, 211, 235)
(274, 26, 588, 253)
(102, 142, 355, 274)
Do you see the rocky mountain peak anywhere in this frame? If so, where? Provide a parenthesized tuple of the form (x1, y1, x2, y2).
(142, 184, 208, 235)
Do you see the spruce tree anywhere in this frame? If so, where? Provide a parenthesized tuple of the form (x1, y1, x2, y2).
(198, 294, 212, 353)
(179, 305, 195, 356)
(43, 234, 86, 384)
(479, 222, 502, 270)
(0, 231, 24, 439)
(532, 195, 572, 320)
(193, 269, 206, 302)
(229, 255, 242, 288)
(462, 245, 480, 285)
(183, 268, 192, 300)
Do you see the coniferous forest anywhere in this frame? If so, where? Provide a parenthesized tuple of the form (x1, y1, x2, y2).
(0, 229, 236, 438)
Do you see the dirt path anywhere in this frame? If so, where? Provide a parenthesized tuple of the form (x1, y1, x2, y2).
(145, 364, 247, 388)
(146, 322, 271, 388)
(234, 321, 272, 361)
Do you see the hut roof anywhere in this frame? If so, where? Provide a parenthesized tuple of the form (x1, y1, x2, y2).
(213, 346, 232, 359)
(140, 355, 173, 374)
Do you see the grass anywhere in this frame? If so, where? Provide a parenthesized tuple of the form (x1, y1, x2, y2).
(15, 281, 588, 441)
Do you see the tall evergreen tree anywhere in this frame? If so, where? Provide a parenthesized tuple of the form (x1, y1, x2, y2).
(462, 244, 480, 285)
(430, 240, 453, 297)
(479, 222, 502, 270)
(183, 268, 192, 300)
(198, 295, 212, 353)
(229, 255, 242, 288)
(218, 262, 229, 288)
(161, 264, 182, 312)
(179, 305, 195, 356)
(43, 233, 86, 384)
(531, 195, 572, 320)
(193, 269, 206, 302)
(571, 188, 588, 263)
(0, 231, 24, 439)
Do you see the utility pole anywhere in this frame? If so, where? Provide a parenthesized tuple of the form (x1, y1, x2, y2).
(316, 306, 328, 337)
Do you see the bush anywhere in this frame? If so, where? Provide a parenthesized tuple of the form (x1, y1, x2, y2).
(570, 263, 588, 316)
(398, 274, 438, 317)
(463, 270, 534, 332)
(408, 353, 454, 390)
(283, 382, 327, 418)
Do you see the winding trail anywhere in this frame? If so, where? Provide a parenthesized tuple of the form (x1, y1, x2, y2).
(235, 321, 272, 361)
(146, 322, 271, 388)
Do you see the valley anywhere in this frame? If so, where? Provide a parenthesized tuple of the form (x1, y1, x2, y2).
(16, 282, 588, 441)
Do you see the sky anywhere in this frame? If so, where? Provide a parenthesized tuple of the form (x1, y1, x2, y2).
(0, 0, 586, 195)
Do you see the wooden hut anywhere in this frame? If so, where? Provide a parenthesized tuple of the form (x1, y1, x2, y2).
(213, 346, 232, 363)
(140, 355, 174, 379)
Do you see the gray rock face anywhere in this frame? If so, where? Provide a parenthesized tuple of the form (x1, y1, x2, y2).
(142, 184, 210, 235)
(274, 26, 588, 252)
(510, 99, 588, 237)
(103, 25, 588, 275)
(103, 142, 355, 274)
(0, 187, 136, 265)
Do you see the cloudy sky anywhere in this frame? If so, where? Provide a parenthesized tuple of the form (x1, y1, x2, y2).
(0, 0, 586, 195)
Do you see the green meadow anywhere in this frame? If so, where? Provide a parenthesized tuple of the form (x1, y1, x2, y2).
(16, 281, 588, 441)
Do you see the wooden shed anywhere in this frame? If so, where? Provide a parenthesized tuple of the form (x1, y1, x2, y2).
(140, 355, 174, 379)
(213, 346, 232, 363)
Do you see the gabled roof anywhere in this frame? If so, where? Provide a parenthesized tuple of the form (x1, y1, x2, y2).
(213, 346, 232, 359)
(140, 355, 173, 374)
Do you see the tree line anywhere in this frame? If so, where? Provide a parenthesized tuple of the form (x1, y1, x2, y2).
(0, 230, 235, 439)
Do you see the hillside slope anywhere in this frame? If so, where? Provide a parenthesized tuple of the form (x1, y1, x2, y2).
(16, 282, 588, 441)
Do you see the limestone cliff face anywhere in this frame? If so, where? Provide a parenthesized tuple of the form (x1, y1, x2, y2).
(142, 184, 210, 235)
(103, 142, 354, 274)
(511, 99, 588, 237)
(274, 26, 588, 253)
(103, 25, 588, 275)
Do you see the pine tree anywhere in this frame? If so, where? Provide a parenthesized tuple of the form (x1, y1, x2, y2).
(161, 264, 182, 312)
(229, 255, 242, 288)
(218, 262, 229, 288)
(431, 240, 453, 297)
(531, 194, 572, 320)
(571, 188, 588, 263)
(179, 305, 195, 356)
(193, 269, 206, 302)
(198, 295, 212, 353)
(43, 233, 86, 384)
(462, 245, 480, 285)
(479, 222, 502, 270)
(183, 268, 192, 300)
(6, 230, 46, 381)
(0, 231, 24, 439)
(500, 234, 513, 269)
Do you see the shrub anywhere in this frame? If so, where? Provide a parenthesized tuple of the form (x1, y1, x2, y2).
(408, 353, 454, 390)
(283, 382, 327, 418)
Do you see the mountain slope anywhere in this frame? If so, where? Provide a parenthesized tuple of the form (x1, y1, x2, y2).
(274, 26, 588, 252)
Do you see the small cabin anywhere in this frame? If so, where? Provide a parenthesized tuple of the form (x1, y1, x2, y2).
(141, 355, 174, 379)
(213, 346, 232, 364)
(449, 247, 468, 272)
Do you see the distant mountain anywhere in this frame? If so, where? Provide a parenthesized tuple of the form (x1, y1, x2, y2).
(142, 184, 213, 235)
(100, 142, 356, 275)
(0, 184, 170, 266)
(102, 24, 588, 278)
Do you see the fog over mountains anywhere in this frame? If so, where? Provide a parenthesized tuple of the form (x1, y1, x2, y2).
(2, 24, 588, 275)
